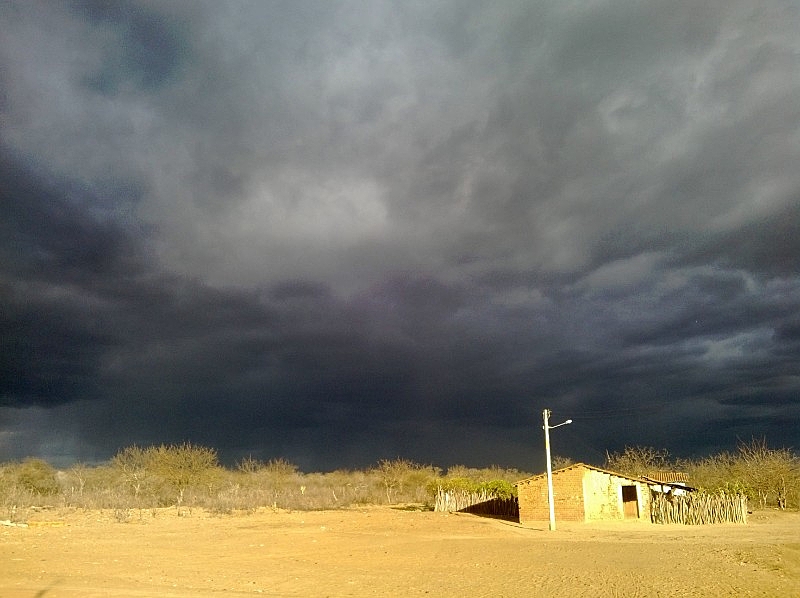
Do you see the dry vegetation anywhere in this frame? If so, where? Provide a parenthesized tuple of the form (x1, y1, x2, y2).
(0, 444, 529, 523)
(2, 438, 798, 525)
(604, 438, 800, 510)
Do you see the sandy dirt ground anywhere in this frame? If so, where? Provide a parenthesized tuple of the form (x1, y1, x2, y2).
(2, 505, 799, 597)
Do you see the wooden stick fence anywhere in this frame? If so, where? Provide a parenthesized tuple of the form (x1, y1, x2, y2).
(651, 492, 747, 525)
(434, 488, 519, 519)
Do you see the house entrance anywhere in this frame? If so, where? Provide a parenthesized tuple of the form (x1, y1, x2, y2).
(621, 485, 639, 518)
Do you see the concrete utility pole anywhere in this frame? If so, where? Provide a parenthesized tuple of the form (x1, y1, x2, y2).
(543, 409, 572, 531)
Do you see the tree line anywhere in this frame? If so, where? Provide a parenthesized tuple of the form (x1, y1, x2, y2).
(603, 438, 799, 510)
(0, 444, 528, 521)
(1, 438, 797, 523)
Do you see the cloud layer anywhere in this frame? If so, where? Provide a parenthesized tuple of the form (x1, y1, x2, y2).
(2, 0, 799, 470)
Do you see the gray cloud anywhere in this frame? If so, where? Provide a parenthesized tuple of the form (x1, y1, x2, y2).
(1, 0, 799, 470)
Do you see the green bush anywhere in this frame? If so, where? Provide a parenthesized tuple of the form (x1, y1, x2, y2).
(477, 479, 517, 500)
(429, 477, 517, 500)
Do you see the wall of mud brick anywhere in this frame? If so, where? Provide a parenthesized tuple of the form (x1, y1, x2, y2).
(582, 468, 623, 520)
(517, 467, 586, 523)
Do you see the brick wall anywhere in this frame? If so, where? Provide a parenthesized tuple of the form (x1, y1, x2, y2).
(518, 466, 586, 524)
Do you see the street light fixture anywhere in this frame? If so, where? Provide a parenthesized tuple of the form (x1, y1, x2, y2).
(543, 409, 572, 531)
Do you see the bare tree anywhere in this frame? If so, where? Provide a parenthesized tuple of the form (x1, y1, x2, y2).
(735, 437, 799, 510)
(551, 455, 574, 470)
(112, 445, 151, 500)
(605, 446, 671, 477)
(375, 458, 418, 504)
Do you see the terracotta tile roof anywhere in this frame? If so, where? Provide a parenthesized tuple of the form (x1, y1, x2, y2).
(645, 472, 689, 484)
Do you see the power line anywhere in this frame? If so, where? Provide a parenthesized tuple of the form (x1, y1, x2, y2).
(570, 405, 667, 420)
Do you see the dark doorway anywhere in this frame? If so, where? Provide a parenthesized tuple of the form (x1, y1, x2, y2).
(621, 485, 639, 518)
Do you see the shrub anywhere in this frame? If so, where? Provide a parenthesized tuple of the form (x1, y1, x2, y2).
(110, 443, 221, 509)
(16, 458, 60, 496)
(477, 479, 517, 500)
(444, 465, 530, 485)
(147, 443, 220, 508)
(374, 459, 439, 504)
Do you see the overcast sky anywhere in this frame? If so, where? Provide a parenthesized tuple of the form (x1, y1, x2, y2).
(2, 1, 799, 472)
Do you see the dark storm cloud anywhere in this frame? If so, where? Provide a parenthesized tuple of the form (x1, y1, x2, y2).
(1, 0, 799, 469)
(0, 147, 146, 408)
(0, 149, 146, 281)
(74, 0, 189, 95)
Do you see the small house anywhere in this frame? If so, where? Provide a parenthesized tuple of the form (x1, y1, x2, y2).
(516, 463, 652, 525)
